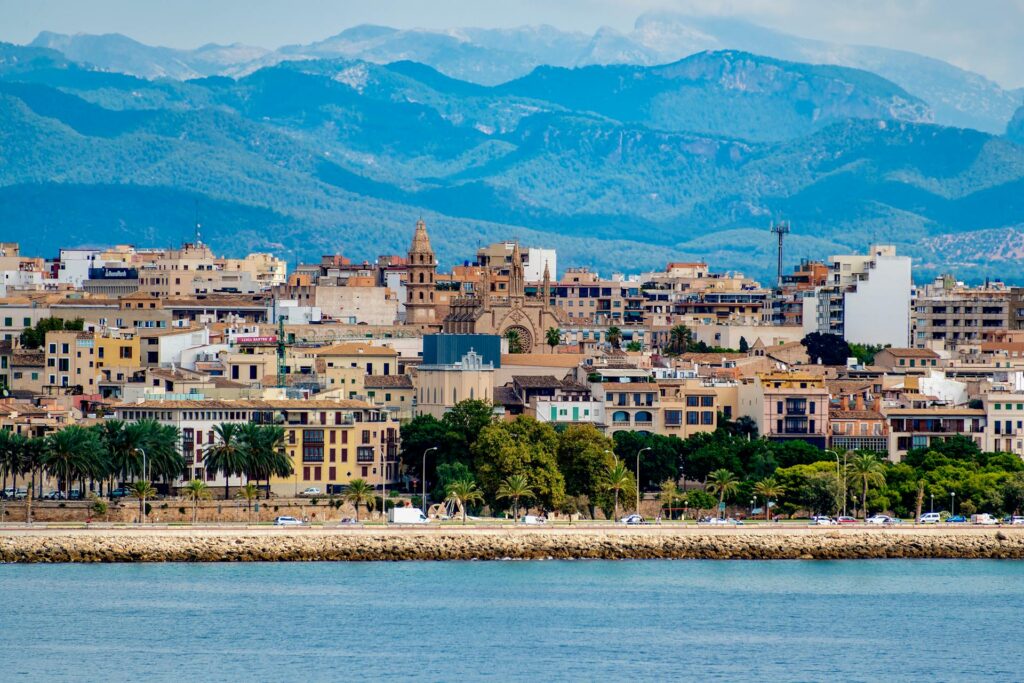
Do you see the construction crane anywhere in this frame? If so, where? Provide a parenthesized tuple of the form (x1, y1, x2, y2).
(770, 220, 791, 290)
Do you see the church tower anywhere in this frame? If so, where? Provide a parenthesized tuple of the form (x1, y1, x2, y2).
(406, 219, 437, 327)
(509, 241, 525, 300)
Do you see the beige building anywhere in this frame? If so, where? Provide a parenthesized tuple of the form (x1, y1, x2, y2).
(414, 350, 495, 419)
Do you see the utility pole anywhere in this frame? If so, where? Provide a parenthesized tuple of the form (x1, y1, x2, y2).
(770, 221, 791, 290)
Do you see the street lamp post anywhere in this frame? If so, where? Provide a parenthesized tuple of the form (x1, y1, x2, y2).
(826, 449, 844, 516)
(930, 493, 934, 514)
(951, 492, 956, 517)
(134, 447, 147, 524)
(421, 446, 438, 516)
(636, 447, 652, 514)
(751, 497, 756, 520)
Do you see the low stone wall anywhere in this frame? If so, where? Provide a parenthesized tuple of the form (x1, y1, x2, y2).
(1, 528, 1023, 562)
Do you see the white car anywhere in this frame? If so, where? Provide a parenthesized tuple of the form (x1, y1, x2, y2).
(273, 516, 304, 526)
(521, 515, 547, 525)
(1008, 516, 1024, 526)
(810, 516, 835, 525)
(918, 512, 941, 524)
(866, 515, 892, 525)
(618, 514, 646, 525)
(297, 487, 321, 497)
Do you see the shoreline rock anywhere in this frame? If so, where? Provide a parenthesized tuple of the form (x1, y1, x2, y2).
(1, 529, 1023, 562)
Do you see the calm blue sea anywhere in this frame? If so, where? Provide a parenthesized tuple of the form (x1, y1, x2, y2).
(0, 560, 1020, 681)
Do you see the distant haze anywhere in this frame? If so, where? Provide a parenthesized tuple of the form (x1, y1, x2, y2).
(1, 0, 1023, 88)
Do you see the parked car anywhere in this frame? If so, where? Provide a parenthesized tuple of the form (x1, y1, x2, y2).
(1007, 516, 1024, 526)
(700, 516, 741, 525)
(298, 487, 321, 497)
(810, 516, 835, 526)
(273, 516, 304, 526)
(866, 515, 893, 525)
(971, 513, 998, 525)
(618, 514, 646, 525)
(389, 508, 429, 524)
(947, 515, 967, 523)
(836, 516, 859, 525)
(337, 517, 361, 526)
(918, 512, 942, 524)
(1, 488, 27, 500)
(109, 487, 132, 499)
(521, 515, 547, 525)
(41, 490, 65, 500)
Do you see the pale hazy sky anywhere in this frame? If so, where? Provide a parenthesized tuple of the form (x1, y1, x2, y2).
(2, 0, 1023, 88)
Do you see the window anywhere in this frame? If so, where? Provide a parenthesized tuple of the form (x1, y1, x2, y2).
(701, 411, 714, 425)
(686, 396, 699, 407)
(665, 410, 682, 427)
(700, 396, 713, 407)
(119, 347, 132, 359)
(3, 317, 10, 326)
(356, 446, 375, 463)
(249, 365, 257, 380)
(686, 411, 699, 425)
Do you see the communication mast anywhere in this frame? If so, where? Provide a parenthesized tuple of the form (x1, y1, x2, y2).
(770, 221, 791, 290)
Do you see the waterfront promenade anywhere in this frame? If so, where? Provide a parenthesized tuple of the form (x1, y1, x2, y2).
(2, 524, 1022, 562)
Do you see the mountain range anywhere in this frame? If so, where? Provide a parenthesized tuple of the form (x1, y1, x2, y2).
(3, 28, 1024, 283)
(29, 12, 1024, 133)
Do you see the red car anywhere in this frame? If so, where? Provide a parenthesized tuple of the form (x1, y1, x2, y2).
(836, 516, 859, 525)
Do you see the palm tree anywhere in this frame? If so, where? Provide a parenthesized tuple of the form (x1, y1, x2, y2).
(343, 478, 376, 521)
(497, 474, 534, 523)
(445, 478, 484, 525)
(505, 329, 524, 354)
(204, 423, 247, 500)
(239, 424, 291, 498)
(847, 453, 886, 520)
(668, 324, 693, 354)
(753, 477, 785, 521)
(183, 479, 211, 524)
(604, 460, 634, 520)
(545, 327, 561, 352)
(705, 469, 740, 519)
(236, 483, 260, 524)
(43, 426, 103, 500)
(658, 479, 678, 519)
(129, 480, 157, 523)
(606, 326, 622, 349)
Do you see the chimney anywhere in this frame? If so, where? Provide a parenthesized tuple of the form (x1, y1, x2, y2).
(855, 393, 865, 411)
(841, 394, 850, 410)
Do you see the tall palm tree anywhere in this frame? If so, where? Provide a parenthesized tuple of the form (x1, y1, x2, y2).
(239, 424, 291, 498)
(204, 423, 247, 500)
(606, 326, 622, 350)
(236, 483, 260, 524)
(705, 469, 740, 519)
(445, 478, 484, 525)
(497, 474, 534, 523)
(847, 453, 886, 520)
(604, 460, 634, 519)
(668, 324, 693, 354)
(753, 477, 785, 521)
(545, 327, 561, 352)
(130, 480, 157, 523)
(183, 479, 211, 524)
(43, 426, 103, 500)
(343, 478, 375, 521)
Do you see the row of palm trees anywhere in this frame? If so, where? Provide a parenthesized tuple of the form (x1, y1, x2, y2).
(702, 452, 888, 520)
(201, 423, 293, 500)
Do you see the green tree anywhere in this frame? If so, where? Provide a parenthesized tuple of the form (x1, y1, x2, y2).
(545, 327, 561, 352)
(183, 479, 211, 524)
(239, 424, 291, 498)
(847, 453, 886, 519)
(738, 336, 749, 353)
(606, 326, 622, 349)
(604, 460, 635, 519)
(441, 399, 495, 469)
(19, 317, 84, 349)
(667, 324, 692, 354)
(343, 479, 375, 521)
(473, 417, 565, 511)
(613, 431, 679, 492)
(704, 468, 740, 519)
(497, 474, 534, 522)
(236, 482, 260, 523)
(556, 424, 616, 517)
(204, 423, 247, 500)
(625, 341, 642, 352)
(445, 478, 484, 525)
(505, 329, 524, 354)
(753, 477, 785, 521)
(801, 332, 851, 366)
(398, 413, 448, 488)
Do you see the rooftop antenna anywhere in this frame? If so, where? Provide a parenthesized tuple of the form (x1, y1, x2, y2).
(770, 220, 790, 290)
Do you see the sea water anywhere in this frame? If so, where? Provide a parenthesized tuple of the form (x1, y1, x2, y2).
(0, 560, 1020, 681)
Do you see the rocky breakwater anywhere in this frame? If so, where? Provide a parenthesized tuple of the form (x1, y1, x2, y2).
(2, 528, 1024, 562)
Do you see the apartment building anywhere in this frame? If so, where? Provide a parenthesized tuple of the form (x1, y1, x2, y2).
(657, 379, 719, 439)
(884, 406, 985, 461)
(739, 371, 829, 448)
(982, 392, 1024, 456)
(111, 399, 400, 495)
(912, 281, 1016, 348)
(828, 393, 888, 453)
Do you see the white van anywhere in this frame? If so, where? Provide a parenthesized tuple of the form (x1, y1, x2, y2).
(970, 513, 998, 525)
(388, 508, 428, 524)
(918, 512, 941, 524)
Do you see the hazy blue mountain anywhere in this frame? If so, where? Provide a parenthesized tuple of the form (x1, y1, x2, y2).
(29, 31, 268, 80)
(2, 43, 1024, 281)
(498, 51, 931, 141)
(1008, 105, 1024, 143)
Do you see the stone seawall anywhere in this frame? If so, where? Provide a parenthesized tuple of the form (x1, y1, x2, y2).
(2, 528, 1023, 562)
